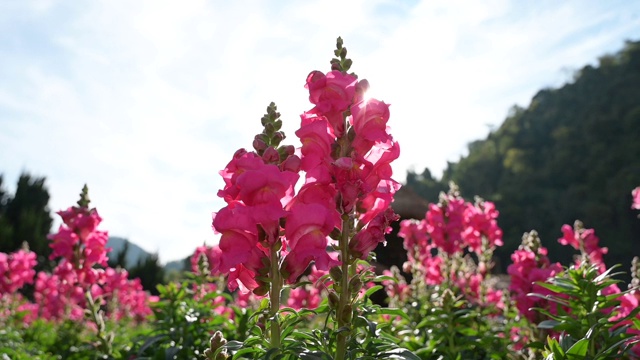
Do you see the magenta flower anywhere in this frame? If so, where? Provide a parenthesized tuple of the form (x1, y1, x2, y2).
(350, 98, 392, 153)
(282, 202, 339, 283)
(507, 246, 563, 322)
(0, 249, 37, 295)
(49, 205, 110, 270)
(558, 222, 608, 272)
(632, 187, 640, 210)
(305, 70, 357, 136)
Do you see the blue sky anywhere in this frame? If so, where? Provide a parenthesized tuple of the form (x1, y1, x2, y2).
(1, 0, 639, 262)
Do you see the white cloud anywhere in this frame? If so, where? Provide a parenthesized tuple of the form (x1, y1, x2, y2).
(0, 0, 638, 262)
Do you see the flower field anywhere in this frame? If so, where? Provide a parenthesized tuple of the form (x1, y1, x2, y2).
(1, 38, 640, 360)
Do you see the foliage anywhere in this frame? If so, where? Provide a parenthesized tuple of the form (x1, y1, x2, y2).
(406, 40, 640, 274)
(0, 172, 54, 269)
(534, 264, 640, 359)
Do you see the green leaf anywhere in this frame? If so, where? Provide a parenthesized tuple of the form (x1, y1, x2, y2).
(565, 338, 588, 358)
(299, 350, 333, 359)
(232, 347, 262, 359)
(378, 348, 421, 360)
(538, 320, 561, 330)
(548, 337, 565, 359)
(364, 285, 383, 298)
(376, 307, 410, 321)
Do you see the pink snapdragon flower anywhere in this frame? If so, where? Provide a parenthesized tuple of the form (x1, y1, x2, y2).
(282, 202, 339, 283)
(462, 201, 503, 254)
(212, 63, 400, 297)
(305, 70, 357, 137)
(34, 188, 156, 323)
(349, 207, 399, 259)
(350, 98, 392, 153)
(49, 205, 110, 271)
(286, 266, 327, 310)
(213, 145, 300, 292)
(0, 249, 37, 295)
(558, 222, 608, 272)
(632, 187, 640, 210)
(102, 267, 153, 321)
(424, 195, 467, 255)
(507, 242, 563, 322)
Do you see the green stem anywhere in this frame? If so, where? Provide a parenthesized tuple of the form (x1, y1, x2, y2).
(85, 290, 112, 356)
(335, 215, 352, 360)
(269, 244, 282, 351)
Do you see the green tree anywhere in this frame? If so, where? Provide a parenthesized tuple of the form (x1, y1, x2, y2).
(129, 252, 166, 295)
(0, 173, 53, 267)
(405, 40, 640, 275)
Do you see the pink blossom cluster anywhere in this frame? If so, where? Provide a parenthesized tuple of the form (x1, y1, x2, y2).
(399, 192, 503, 286)
(286, 265, 328, 310)
(397, 220, 443, 285)
(0, 249, 37, 295)
(8, 194, 156, 323)
(507, 233, 563, 322)
(213, 148, 300, 293)
(633, 187, 640, 210)
(208, 67, 400, 294)
(284, 70, 400, 280)
(611, 291, 640, 356)
(102, 268, 155, 321)
(558, 221, 608, 272)
(49, 204, 110, 281)
(381, 268, 410, 304)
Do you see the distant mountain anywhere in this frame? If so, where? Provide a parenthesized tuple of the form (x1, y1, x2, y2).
(107, 236, 152, 268)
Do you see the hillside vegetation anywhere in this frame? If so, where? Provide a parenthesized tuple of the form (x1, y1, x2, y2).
(406, 40, 640, 271)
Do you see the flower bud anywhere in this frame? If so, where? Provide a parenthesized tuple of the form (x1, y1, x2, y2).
(349, 277, 362, 293)
(253, 135, 268, 152)
(204, 331, 229, 360)
(262, 146, 280, 164)
(280, 155, 301, 173)
(253, 284, 269, 297)
(272, 131, 285, 145)
(328, 292, 339, 309)
(340, 304, 353, 324)
(265, 122, 275, 135)
(329, 266, 343, 282)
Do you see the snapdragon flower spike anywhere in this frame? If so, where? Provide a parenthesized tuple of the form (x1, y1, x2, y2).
(558, 220, 608, 272)
(286, 63, 401, 275)
(212, 105, 301, 294)
(36, 186, 154, 322)
(462, 199, 503, 254)
(48, 185, 110, 273)
(399, 217, 445, 285)
(425, 191, 466, 255)
(507, 231, 563, 322)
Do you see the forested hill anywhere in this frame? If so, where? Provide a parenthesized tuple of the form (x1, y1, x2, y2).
(406, 40, 640, 271)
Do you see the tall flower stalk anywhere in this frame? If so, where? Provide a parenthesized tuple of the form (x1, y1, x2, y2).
(209, 37, 401, 358)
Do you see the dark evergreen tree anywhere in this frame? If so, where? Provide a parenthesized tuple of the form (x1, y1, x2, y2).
(129, 252, 165, 295)
(0, 173, 53, 268)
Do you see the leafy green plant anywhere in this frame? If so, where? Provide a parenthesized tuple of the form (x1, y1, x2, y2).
(532, 263, 640, 359)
